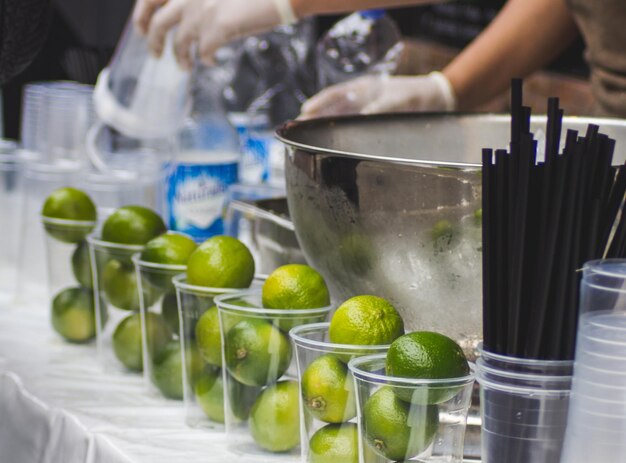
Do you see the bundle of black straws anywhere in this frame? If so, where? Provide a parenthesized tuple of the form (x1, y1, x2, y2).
(482, 79, 626, 360)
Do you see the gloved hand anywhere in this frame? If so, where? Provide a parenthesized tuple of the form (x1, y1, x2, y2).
(300, 72, 457, 119)
(133, 0, 297, 69)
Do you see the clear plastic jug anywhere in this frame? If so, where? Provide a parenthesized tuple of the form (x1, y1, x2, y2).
(94, 20, 190, 139)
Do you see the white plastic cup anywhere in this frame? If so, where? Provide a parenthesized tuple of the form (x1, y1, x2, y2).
(475, 346, 573, 463)
(173, 275, 244, 429)
(134, 257, 186, 399)
(350, 353, 475, 463)
(88, 236, 145, 373)
(289, 322, 390, 463)
(216, 290, 332, 459)
(16, 162, 81, 305)
(561, 260, 626, 463)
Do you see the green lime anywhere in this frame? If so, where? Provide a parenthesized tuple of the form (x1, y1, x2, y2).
(102, 259, 159, 311)
(140, 231, 197, 264)
(186, 236, 255, 289)
(161, 293, 180, 335)
(195, 368, 259, 423)
(329, 295, 404, 347)
(101, 205, 166, 245)
(308, 423, 382, 463)
(262, 264, 330, 310)
(302, 354, 355, 423)
(139, 232, 197, 290)
(51, 287, 96, 343)
(152, 341, 204, 400)
(249, 380, 300, 452)
(385, 331, 469, 404)
(224, 318, 292, 387)
(42, 187, 96, 243)
(363, 386, 439, 461)
(112, 312, 171, 372)
(71, 241, 93, 288)
(196, 369, 226, 423)
(195, 306, 222, 367)
(262, 264, 331, 332)
(195, 306, 247, 368)
(309, 423, 359, 463)
(227, 376, 260, 421)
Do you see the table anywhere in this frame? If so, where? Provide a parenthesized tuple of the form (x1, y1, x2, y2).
(0, 299, 481, 463)
(0, 299, 254, 463)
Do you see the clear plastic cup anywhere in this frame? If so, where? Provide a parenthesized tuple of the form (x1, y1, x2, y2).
(475, 345, 573, 463)
(16, 162, 81, 305)
(94, 20, 190, 139)
(561, 260, 626, 463)
(216, 290, 333, 459)
(173, 275, 246, 429)
(42, 217, 97, 343)
(0, 146, 24, 305)
(289, 322, 390, 462)
(88, 236, 145, 373)
(133, 256, 186, 398)
(349, 353, 475, 463)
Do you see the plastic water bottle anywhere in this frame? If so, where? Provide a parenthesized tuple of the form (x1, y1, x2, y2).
(166, 67, 241, 242)
(316, 10, 403, 88)
(223, 21, 316, 186)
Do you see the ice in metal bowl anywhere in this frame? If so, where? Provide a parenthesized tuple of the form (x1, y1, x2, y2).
(277, 113, 626, 350)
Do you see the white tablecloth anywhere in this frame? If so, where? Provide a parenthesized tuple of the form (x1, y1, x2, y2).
(0, 300, 261, 463)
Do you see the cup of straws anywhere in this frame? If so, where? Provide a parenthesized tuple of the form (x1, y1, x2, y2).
(479, 80, 626, 463)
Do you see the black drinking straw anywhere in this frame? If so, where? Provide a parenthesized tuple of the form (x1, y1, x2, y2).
(482, 148, 494, 350)
(495, 149, 509, 353)
(508, 133, 533, 355)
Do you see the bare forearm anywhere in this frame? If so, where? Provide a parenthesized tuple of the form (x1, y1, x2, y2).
(291, 0, 445, 18)
(443, 0, 579, 110)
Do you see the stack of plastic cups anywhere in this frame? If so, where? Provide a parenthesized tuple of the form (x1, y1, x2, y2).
(289, 323, 390, 463)
(0, 141, 23, 305)
(475, 345, 573, 463)
(173, 275, 246, 429)
(134, 257, 187, 398)
(561, 260, 626, 462)
(349, 353, 475, 463)
(38, 82, 94, 167)
(17, 81, 95, 305)
(215, 290, 332, 458)
(21, 82, 94, 166)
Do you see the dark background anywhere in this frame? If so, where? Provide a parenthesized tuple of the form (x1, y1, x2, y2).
(1, 0, 588, 139)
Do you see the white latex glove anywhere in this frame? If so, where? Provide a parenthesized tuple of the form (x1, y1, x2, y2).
(300, 72, 457, 119)
(133, 0, 297, 69)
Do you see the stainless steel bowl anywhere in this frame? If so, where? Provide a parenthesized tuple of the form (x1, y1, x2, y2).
(277, 113, 626, 347)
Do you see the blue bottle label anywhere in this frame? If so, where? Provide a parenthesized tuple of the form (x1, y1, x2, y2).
(167, 152, 239, 242)
(228, 112, 271, 184)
